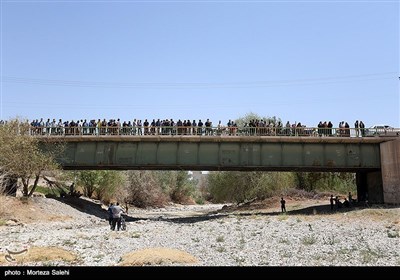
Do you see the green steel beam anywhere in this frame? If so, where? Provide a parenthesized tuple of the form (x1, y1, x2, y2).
(40, 137, 382, 171)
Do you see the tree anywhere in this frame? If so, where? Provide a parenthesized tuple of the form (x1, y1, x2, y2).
(0, 119, 62, 197)
(76, 171, 99, 198)
(75, 170, 125, 201)
(295, 172, 356, 193)
(234, 112, 281, 127)
(119, 171, 197, 208)
(95, 170, 125, 202)
(123, 171, 168, 208)
(207, 171, 295, 203)
(168, 171, 196, 203)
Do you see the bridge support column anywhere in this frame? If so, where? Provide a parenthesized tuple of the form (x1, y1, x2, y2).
(380, 139, 400, 204)
(356, 171, 384, 204)
(356, 172, 367, 202)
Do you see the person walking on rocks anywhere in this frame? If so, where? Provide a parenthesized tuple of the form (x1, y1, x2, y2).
(280, 197, 286, 213)
(107, 203, 114, 229)
(111, 202, 125, 231)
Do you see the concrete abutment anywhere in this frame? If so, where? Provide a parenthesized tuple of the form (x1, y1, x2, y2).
(380, 139, 400, 204)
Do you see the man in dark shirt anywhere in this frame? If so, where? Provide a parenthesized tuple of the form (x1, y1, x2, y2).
(280, 197, 286, 213)
(107, 203, 114, 229)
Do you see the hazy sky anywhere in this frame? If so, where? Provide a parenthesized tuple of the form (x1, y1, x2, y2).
(1, 0, 399, 128)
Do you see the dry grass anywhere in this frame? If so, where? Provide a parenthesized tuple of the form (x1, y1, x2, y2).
(0, 196, 74, 224)
(0, 246, 77, 265)
(347, 208, 400, 223)
(0, 195, 11, 219)
(119, 247, 198, 266)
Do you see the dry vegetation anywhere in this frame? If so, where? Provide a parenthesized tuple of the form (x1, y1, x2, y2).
(119, 247, 198, 266)
(0, 246, 78, 265)
(0, 195, 9, 214)
(0, 196, 74, 224)
(349, 208, 400, 224)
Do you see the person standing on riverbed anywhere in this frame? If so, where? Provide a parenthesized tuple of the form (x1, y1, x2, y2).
(280, 197, 286, 213)
(107, 203, 114, 229)
(330, 195, 334, 210)
(348, 192, 354, 205)
(111, 203, 125, 231)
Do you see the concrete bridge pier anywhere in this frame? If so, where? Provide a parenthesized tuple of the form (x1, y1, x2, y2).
(356, 139, 400, 204)
(356, 171, 383, 204)
(380, 139, 400, 204)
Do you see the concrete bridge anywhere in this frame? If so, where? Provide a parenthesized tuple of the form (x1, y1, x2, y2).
(39, 135, 400, 204)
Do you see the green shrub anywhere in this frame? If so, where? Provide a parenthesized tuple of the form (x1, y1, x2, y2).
(34, 185, 62, 197)
(207, 171, 295, 204)
(295, 172, 356, 194)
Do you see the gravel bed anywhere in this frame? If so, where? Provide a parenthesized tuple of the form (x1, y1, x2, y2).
(0, 198, 399, 266)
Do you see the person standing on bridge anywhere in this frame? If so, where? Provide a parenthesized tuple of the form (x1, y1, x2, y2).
(280, 197, 286, 213)
(360, 121, 366, 137)
(355, 120, 360, 137)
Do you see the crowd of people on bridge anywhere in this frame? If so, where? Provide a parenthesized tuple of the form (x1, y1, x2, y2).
(0, 118, 369, 137)
(316, 120, 366, 137)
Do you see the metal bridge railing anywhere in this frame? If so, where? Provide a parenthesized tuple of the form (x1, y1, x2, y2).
(19, 125, 400, 138)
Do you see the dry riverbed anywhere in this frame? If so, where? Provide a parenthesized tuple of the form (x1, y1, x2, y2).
(0, 196, 399, 266)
